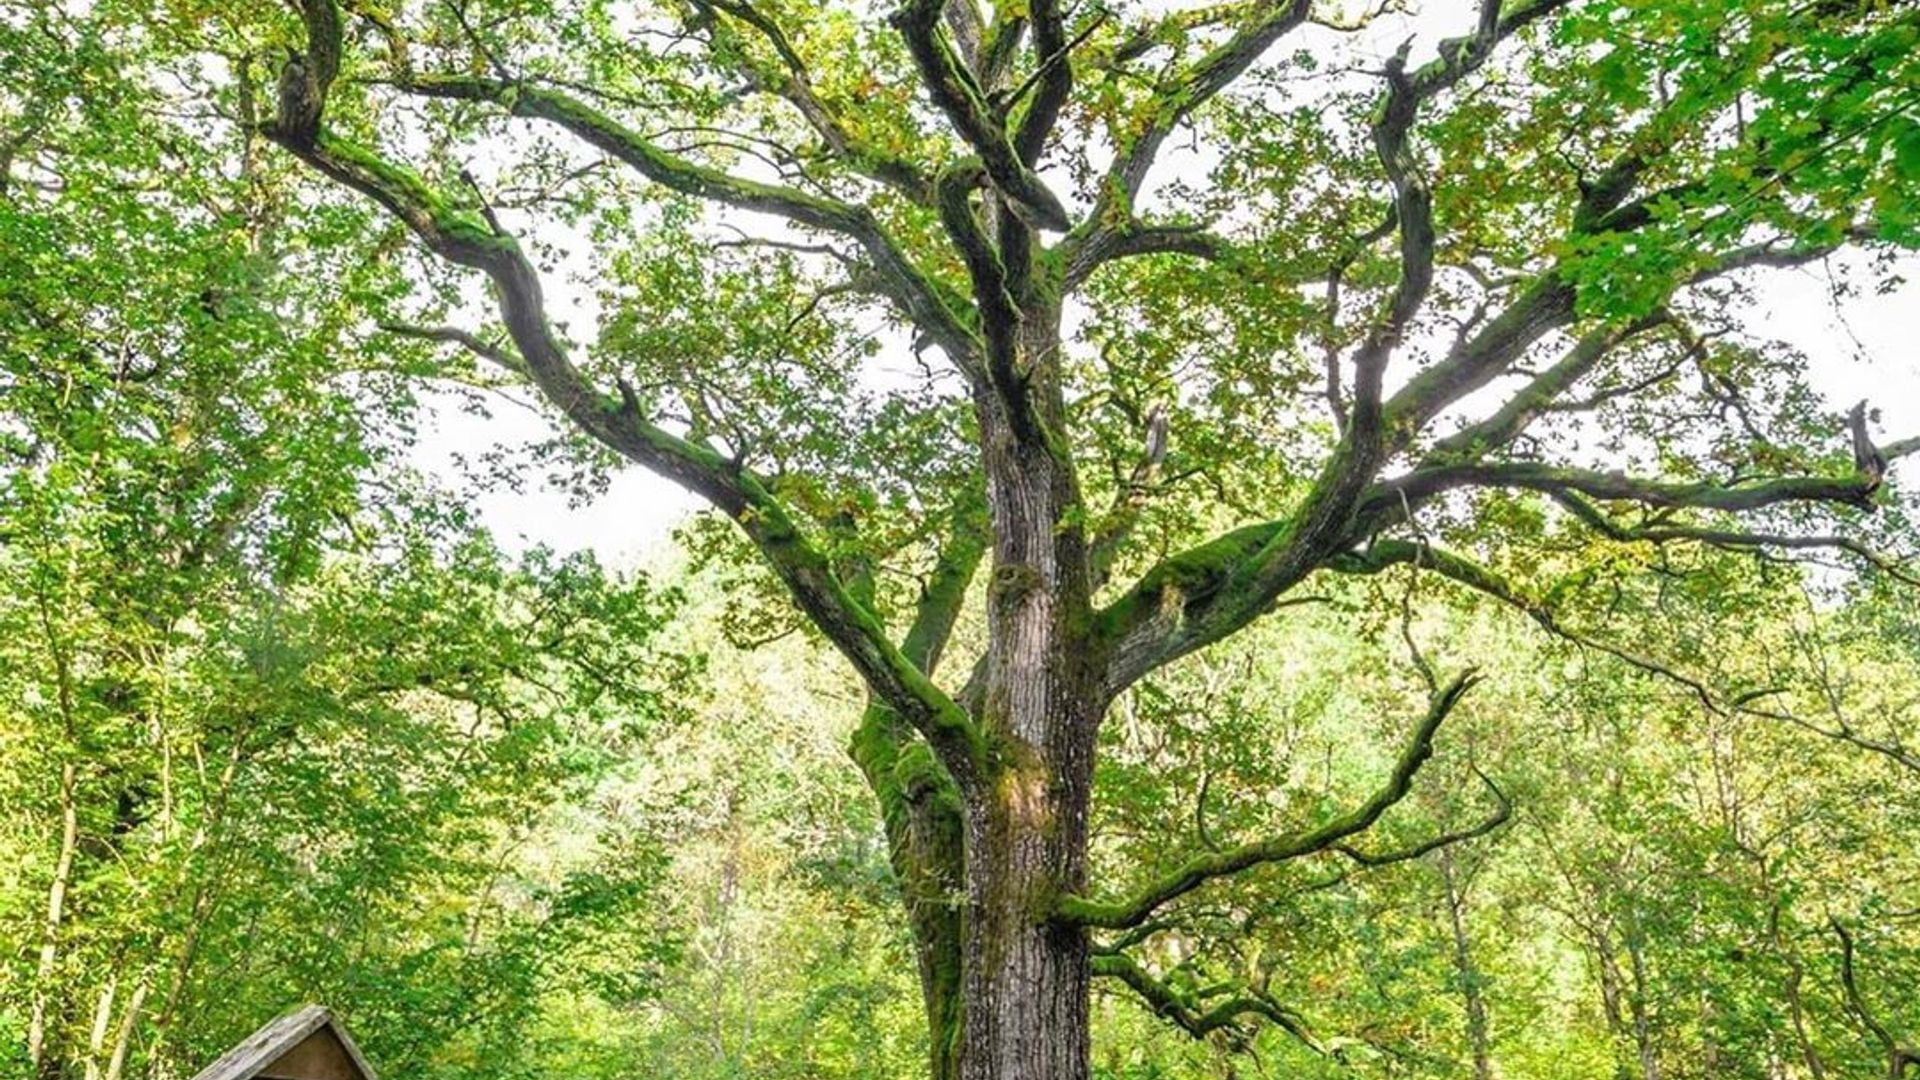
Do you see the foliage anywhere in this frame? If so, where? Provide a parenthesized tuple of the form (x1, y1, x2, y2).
(6, 0, 1920, 1077)
(0, 10, 690, 1077)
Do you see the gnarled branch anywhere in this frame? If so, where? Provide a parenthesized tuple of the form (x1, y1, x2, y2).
(891, 0, 1070, 230)
(1057, 669, 1478, 929)
(265, 2, 989, 788)
(1092, 951, 1323, 1051)
(400, 73, 981, 370)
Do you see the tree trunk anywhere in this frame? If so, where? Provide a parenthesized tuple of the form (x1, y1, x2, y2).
(28, 760, 80, 1078)
(1624, 930, 1660, 1080)
(100, 971, 149, 1080)
(84, 973, 118, 1080)
(953, 302, 1098, 1080)
(1440, 849, 1494, 1080)
(956, 756, 1091, 1080)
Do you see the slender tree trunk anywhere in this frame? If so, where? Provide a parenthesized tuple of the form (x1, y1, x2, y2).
(28, 760, 80, 1078)
(1440, 849, 1494, 1080)
(84, 974, 118, 1080)
(1588, 924, 1634, 1080)
(1625, 931, 1660, 1080)
(100, 972, 150, 1080)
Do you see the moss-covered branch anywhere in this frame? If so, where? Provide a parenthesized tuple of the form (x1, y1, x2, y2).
(847, 498, 985, 1080)
(1091, 951, 1323, 1051)
(1378, 460, 1883, 516)
(265, 7, 988, 787)
(891, 0, 1069, 231)
(1056, 670, 1477, 929)
(934, 160, 1034, 425)
(694, 0, 937, 202)
(401, 73, 981, 370)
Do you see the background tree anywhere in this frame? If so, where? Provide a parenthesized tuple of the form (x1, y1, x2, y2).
(0, 10, 690, 1076)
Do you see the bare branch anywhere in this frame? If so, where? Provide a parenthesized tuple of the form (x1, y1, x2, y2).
(1330, 538, 1722, 709)
(1087, 0, 1313, 216)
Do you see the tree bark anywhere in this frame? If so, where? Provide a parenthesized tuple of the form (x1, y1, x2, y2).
(28, 760, 79, 1079)
(954, 303, 1098, 1080)
(957, 774, 1091, 1080)
(1439, 849, 1494, 1080)
(854, 702, 968, 1080)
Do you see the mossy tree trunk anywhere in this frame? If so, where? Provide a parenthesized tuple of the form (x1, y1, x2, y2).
(941, 301, 1097, 1080)
(865, 296, 1103, 1080)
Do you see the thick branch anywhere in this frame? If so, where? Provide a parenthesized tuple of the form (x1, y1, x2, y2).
(1347, 37, 1440, 433)
(401, 73, 981, 368)
(1375, 460, 1883, 519)
(1057, 669, 1478, 929)
(1426, 315, 1670, 461)
(1090, 2, 1584, 692)
(844, 508, 982, 1072)
(1062, 219, 1237, 287)
(892, 0, 1070, 230)
(265, 25, 987, 784)
(1010, 0, 1073, 165)
(272, 0, 343, 145)
(936, 161, 1028, 415)
(1378, 275, 1579, 442)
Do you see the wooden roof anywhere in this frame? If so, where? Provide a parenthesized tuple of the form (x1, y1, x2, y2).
(188, 1005, 378, 1080)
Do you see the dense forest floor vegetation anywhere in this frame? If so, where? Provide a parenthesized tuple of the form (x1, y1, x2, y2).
(5, 0, 1920, 1077)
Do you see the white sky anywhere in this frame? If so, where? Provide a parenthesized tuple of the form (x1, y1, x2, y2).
(404, 1, 1920, 567)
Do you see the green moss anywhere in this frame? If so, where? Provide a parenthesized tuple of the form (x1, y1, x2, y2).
(989, 561, 1043, 605)
(314, 131, 513, 254)
(1094, 521, 1281, 642)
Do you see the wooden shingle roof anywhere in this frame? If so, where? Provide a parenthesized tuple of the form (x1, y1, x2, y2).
(188, 1005, 378, 1080)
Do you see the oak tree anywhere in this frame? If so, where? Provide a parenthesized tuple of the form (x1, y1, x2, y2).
(175, 0, 1920, 1075)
